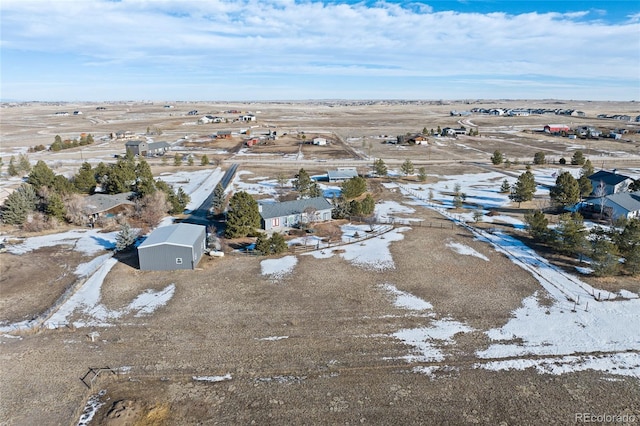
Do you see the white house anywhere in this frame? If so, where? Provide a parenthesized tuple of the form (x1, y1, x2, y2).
(588, 170, 633, 196)
(312, 137, 327, 146)
(588, 191, 640, 221)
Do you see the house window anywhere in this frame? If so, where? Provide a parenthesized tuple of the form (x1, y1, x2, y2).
(272, 218, 280, 227)
(176, 257, 183, 265)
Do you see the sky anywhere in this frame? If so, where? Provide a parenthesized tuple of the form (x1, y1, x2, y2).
(1, 0, 639, 102)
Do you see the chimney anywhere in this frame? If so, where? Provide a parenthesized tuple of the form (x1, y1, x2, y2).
(258, 204, 263, 213)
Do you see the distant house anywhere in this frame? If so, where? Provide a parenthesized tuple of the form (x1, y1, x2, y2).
(239, 114, 256, 122)
(258, 197, 333, 231)
(84, 192, 135, 221)
(125, 140, 148, 156)
(137, 223, 207, 271)
(588, 170, 633, 196)
(114, 130, 136, 140)
(54, 112, 69, 116)
(73, 111, 83, 115)
(187, 110, 198, 116)
(312, 137, 327, 146)
(245, 137, 260, 147)
(217, 131, 233, 139)
(575, 126, 601, 138)
(489, 109, 505, 116)
(198, 115, 225, 124)
(587, 191, 640, 221)
(327, 168, 358, 183)
(544, 124, 570, 134)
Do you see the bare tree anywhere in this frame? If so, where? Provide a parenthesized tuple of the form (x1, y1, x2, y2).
(594, 180, 607, 218)
(64, 193, 89, 225)
(135, 191, 169, 228)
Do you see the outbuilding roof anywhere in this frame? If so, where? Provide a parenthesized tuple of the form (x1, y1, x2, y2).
(588, 170, 632, 186)
(259, 197, 333, 220)
(604, 191, 640, 214)
(327, 169, 358, 181)
(138, 223, 206, 249)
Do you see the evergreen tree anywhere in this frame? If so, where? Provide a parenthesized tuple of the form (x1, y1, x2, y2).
(589, 227, 620, 277)
(491, 150, 503, 165)
(255, 233, 271, 255)
(373, 159, 387, 176)
(630, 179, 640, 192)
(533, 152, 546, 165)
(134, 159, 156, 197)
(1, 184, 38, 225)
(401, 159, 414, 176)
(524, 210, 552, 243)
(74, 162, 97, 193)
(580, 159, 594, 177)
(50, 135, 63, 151)
(115, 222, 138, 252)
(509, 170, 536, 207)
(200, 154, 210, 166)
(7, 157, 18, 176)
(571, 150, 586, 166)
(556, 213, 588, 260)
(360, 194, 375, 215)
(270, 232, 288, 254)
(417, 167, 427, 182)
(104, 158, 136, 194)
(499, 179, 511, 194)
(349, 199, 363, 216)
(212, 183, 226, 214)
(578, 174, 593, 199)
(45, 192, 66, 221)
(225, 191, 260, 238)
(17, 154, 31, 173)
(293, 168, 313, 198)
(27, 160, 56, 189)
(550, 171, 580, 207)
(187, 156, 194, 166)
(173, 154, 182, 166)
(616, 219, 640, 275)
(341, 176, 367, 199)
(308, 182, 323, 198)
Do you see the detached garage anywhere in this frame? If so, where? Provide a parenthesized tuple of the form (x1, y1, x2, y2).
(137, 223, 206, 271)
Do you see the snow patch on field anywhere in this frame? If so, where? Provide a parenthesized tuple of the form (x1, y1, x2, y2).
(380, 283, 433, 311)
(446, 241, 489, 261)
(261, 255, 298, 279)
(391, 319, 474, 363)
(6, 229, 118, 255)
(193, 374, 232, 382)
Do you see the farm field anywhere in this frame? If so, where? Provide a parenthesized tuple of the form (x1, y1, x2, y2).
(1, 101, 640, 425)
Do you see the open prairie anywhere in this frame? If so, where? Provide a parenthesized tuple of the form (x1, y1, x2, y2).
(1, 100, 640, 425)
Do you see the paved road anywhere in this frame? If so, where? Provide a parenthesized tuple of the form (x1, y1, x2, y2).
(182, 163, 238, 226)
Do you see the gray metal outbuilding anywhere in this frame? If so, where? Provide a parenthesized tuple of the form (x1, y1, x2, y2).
(137, 223, 206, 271)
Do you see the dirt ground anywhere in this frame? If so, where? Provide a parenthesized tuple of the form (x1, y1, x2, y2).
(1, 192, 639, 425)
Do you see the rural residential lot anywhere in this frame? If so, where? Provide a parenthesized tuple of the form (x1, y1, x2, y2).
(1, 100, 640, 425)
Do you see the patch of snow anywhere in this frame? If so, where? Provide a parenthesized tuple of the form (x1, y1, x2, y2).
(391, 319, 474, 363)
(446, 241, 489, 261)
(575, 266, 594, 275)
(75, 253, 113, 277)
(77, 390, 106, 426)
(261, 255, 297, 279)
(193, 374, 232, 382)
(256, 336, 289, 341)
(476, 352, 640, 378)
(7, 229, 118, 255)
(156, 168, 225, 211)
(380, 283, 433, 311)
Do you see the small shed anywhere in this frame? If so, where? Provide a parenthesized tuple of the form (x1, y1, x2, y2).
(327, 168, 358, 183)
(137, 223, 207, 271)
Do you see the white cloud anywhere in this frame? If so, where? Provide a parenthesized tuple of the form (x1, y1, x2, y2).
(1, 0, 638, 100)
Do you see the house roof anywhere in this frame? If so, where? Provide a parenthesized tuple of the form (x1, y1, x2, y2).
(603, 191, 640, 214)
(588, 170, 632, 186)
(84, 192, 135, 215)
(327, 169, 358, 181)
(138, 223, 206, 250)
(148, 141, 170, 150)
(125, 140, 147, 146)
(259, 197, 333, 220)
